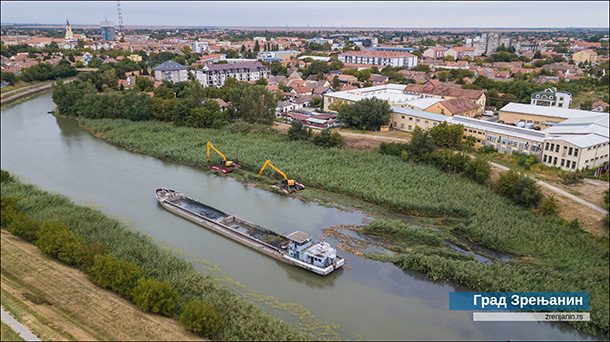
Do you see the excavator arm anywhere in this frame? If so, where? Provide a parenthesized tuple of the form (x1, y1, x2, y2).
(256, 160, 288, 180)
(207, 142, 227, 162)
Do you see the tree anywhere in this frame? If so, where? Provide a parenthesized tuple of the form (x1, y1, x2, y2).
(337, 98, 391, 131)
(36, 221, 87, 267)
(430, 122, 464, 148)
(180, 299, 223, 337)
(539, 194, 559, 216)
(313, 129, 343, 148)
(132, 278, 180, 317)
(187, 100, 225, 128)
(402, 126, 434, 161)
(287, 120, 312, 141)
(495, 170, 542, 208)
(331, 76, 341, 91)
(135, 76, 154, 92)
(305, 60, 329, 77)
(230, 83, 277, 124)
(255, 77, 268, 86)
(87, 253, 143, 300)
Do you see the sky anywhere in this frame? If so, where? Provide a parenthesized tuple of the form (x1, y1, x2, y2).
(1, 1, 609, 29)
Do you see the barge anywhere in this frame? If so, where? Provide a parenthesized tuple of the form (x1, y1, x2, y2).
(155, 188, 345, 275)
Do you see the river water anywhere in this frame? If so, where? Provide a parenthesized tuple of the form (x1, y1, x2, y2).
(1, 92, 597, 340)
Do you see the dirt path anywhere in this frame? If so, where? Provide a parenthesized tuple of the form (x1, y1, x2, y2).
(0, 229, 205, 341)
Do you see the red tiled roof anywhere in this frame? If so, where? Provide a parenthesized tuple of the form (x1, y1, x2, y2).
(403, 84, 484, 101)
(439, 97, 480, 115)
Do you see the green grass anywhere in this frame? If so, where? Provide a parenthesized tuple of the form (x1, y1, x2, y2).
(76, 118, 609, 337)
(1, 321, 26, 342)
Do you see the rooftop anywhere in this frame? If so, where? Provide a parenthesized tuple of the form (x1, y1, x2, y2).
(446, 116, 547, 143)
(391, 106, 450, 122)
(153, 60, 187, 71)
(501, 103, 604, 120)
(286, 231, 312, 244)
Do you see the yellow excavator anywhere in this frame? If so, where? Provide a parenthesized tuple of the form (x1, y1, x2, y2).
(256, 160, 305, 193)
(206, 142, 242, 174)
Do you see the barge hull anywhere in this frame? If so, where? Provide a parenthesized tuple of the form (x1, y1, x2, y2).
(156, 189, 343, 275)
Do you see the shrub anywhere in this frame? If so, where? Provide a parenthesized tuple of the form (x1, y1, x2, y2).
(463, 157, 491, 185)
(36, 221, 87, 267)
(476, 145, 496, 154)
(539, 194, 559, 216)
(1, 169, 15, 182)
(313, 129, 343, 148)
(513, 152, 539, 170)
(0, 196, 20, 228)
(495, 170, 542, 209)
(132, 278, 180, 317)
(379, 142, 408, 156)
(287, 120, 312, 141)
(5, 210, 41, 242)
(180, 299, 224, 337)
(430, 122, 464, 148)
(88, 253, 144, 300)
(559, 170, 585, 184)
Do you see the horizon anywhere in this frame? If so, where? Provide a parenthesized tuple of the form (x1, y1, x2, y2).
(1, 1, 609, 29)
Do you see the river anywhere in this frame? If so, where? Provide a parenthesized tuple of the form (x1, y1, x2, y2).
(0, 92, 597, 340)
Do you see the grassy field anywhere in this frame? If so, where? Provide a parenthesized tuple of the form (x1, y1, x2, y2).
(1, 229, 206, 341)
(1, 321, 25, 342)
(76, 118, 609, 337)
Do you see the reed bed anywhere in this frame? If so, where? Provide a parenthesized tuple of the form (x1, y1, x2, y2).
(79, 118, 609, 337)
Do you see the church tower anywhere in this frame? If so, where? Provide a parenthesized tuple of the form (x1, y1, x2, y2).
(65, 20, 74, 40)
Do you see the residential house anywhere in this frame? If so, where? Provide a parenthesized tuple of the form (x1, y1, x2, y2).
(369, 74, 389, 85)
(591, 100, 609, 112)
(530, 88, 572, 108)
(572, 49, 598, 65)
(194, 61, 270, 87)
(153, 60, 189, 83)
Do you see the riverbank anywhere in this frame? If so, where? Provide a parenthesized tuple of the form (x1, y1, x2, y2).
(0, 177, 311, 341)
(75, 118, 609, 337)
(1, 229, 205, 341)
(1, 79, 73, 107)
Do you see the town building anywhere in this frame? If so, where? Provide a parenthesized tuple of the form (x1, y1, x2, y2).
(257, 50, 299, 62)
(402, 84, 486, 114)
(323, 84, 419, 111)
(530, 88, 572, 108)
(572, 49, 598, 65)
(499, 103, 603, 129)
(390, 106, 449, 131)
(64, 20, 74, 40)
(100, 19, 115, 41)
(153, 60, 188, 83)
(422, 47, 445, 59)
(338, 50, 418, 68)
(448, 116, 546, 155)
(425, 97, 481, 118)
(193, 61, 270, 88)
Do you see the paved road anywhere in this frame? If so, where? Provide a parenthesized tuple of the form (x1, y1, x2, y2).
(489, 161, 608, 214)
(1, 307, 42, 341)
(1, 82, 50, 97)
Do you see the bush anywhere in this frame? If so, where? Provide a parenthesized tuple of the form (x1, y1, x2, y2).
(477, 145, 496, 154)
(539, 194, 559, 216)
(180, 299, 224, 337)
(287, 120, 312, 141)
(1, 169, 15, 182)
(313, 129, 343, 148)
(513, 152, 539, 170)
(132, 278, 180, 317)
(88, 253, 143, 300)
(559, 170, 585, 184)
(495, 170, 543, 209)
(36, 221, 87, 267)
(463, 157, 491, 185)
(430, 122, 464, 148)
(5, 210, 41, 242)
(0, 196, 20, 228)
(379, 142, 408, 156)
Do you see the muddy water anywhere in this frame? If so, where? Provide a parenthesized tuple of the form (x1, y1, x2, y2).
(0, 92, 599, 340)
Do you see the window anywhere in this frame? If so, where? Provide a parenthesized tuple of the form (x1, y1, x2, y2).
(394, 114, 397, 118)
(568, 147, 573, 156)
(553, 157, 557, 165)
(566, 160, 571, 168)
(574, 148, 578, 157)
(425, 121, 429, 124)
(550, 143, 555, 151)
(401, 123, 404, 129)
(572, 162, 576, 170)
(545, 143, 549, 151)
(417, 119, 420, 122)
(543, 155, 548, 163)
(402, 115, 405, 119)
(409, 117, 413, 121)
(408, 125, 412, 130)
(555, 144, 559, 153)
(441, 109, 444, 114)
(501, 137, 507, 144)
(561, 159, 565, 167)
(433, 122, 438, 126)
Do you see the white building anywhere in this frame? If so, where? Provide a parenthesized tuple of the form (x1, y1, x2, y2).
(338, 50, 418, 68)
(194, 61, 270, 88)
(153, 60, 188, 83)
(189, 41, 210, 54)
(530, 88, 572, 108)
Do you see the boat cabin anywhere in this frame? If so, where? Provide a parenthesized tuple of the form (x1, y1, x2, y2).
(286, 231, 337, 268)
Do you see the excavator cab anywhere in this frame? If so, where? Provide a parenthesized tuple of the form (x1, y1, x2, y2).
(207, 142, 242, 173)
(257, 160, 305, 193)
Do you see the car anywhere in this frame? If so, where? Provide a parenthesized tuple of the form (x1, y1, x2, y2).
(483, 110, 494, 116)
